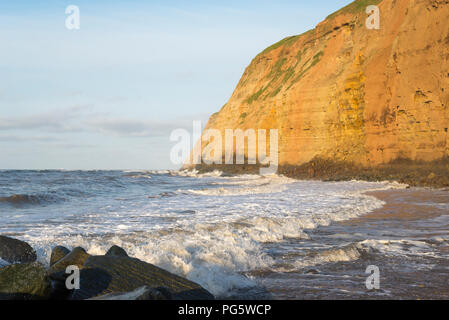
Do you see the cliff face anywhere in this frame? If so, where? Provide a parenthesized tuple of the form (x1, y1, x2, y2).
(196, 0, 449, 169)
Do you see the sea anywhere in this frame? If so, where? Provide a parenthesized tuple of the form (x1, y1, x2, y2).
(1, 170, 448, 299)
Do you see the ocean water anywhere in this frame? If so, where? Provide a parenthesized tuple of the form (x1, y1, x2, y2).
(1, 170, 448, 299)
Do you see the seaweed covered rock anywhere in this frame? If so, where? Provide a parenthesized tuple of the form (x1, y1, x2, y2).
(48, 247, 90, 276)
(0, 235, 37, 264)
(71, 255, 214, 300)
(0, 262, 50, 300)
(105, 245, 128, 257)
(47, 247, 90, 300)
(50, 246, 70, 266)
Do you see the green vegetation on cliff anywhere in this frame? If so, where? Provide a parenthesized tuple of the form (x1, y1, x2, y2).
(326, 0, 384, 20)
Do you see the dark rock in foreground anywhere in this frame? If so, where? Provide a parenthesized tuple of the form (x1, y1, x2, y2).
(71, 255, 214, 300)
(48, 247, 89, 276)
(0, 235, 37, 264)
(50, 246, 70, 266)
(0, 262, 50, 300)
(88, 285, 172, 300)
(0, 242, 214, 301)
(47, 247, 90, 300)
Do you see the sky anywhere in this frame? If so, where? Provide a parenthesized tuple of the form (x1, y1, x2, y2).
(0, 0, 352, 170)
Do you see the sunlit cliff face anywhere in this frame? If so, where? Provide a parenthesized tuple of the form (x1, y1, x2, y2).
(196, 0, 449, 168)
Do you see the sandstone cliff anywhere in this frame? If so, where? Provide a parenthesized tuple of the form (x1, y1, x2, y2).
(192, 0, 449, 172)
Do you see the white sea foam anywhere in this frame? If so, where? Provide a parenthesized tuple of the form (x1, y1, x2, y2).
(281, 244, 363, 271)
(184, 175, 295, 196)
(359, 239, 443, 258)
(169, 169, 223, 178)
(126, 174, 152, 179)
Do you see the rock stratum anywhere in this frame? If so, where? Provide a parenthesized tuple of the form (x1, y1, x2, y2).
(189, 0, 449, 186)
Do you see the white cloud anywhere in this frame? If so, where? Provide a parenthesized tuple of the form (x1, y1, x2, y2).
(0, 134, 58, 142)
(0, 104, 210, 138)
(0, 104, 94, 132)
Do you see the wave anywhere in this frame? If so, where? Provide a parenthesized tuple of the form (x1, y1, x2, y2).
(148, 192, 177, 199)
(183, 175, 295, 196)
(280, 238, 445, 271)
(358, 239, 445, 259)
(31, 234, 447, 296)
(122, 169, 224, 178)
(0, 194, 63, 206)
(28, 190, 382, 297)
(170, 170, 223, 178)
(122, 173, 152, 179)
(283, 244, 364, 271)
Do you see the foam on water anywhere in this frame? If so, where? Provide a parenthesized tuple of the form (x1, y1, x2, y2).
(170, 169, 224, 178)
(359, 239, 446, 259)
(184, 175, 296, 196)
(277, 237, 449, 272)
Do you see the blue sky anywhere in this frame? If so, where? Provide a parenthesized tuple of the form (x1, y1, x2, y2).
(0, 0, 352, 169)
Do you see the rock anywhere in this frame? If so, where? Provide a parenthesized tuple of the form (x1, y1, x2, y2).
(71, 255, 214, 300)
(0, 235, 37, 264)
(47, 247, 90, 300)
(105, 245, 128, 257)
(0, 262, 50, 300)
(88, 286, 172, 300)
(48, 247, 89, 276)
(50, 246, 70, 266)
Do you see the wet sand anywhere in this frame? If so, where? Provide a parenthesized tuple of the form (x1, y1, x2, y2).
(358, 188, 449, 222)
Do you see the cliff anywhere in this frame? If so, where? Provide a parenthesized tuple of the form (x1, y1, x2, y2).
(189, 0, 449, 186)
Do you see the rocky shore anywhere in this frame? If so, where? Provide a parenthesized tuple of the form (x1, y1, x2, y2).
(193, 157, 449, 189)
(0, 235, 214, 300)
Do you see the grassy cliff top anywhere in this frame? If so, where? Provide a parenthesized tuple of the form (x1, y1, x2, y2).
(326, 0, 384, 20)
(258, 0, 384, 57)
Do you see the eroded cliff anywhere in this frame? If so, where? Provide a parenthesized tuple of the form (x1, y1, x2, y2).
(192, 0, 449, 180)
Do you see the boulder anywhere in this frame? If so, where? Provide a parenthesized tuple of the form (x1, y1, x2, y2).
(47, 247, 90, 300)
(88, 285, 172, 300)
(105, 245, 128, 257)
(71, 255, 214, 300)
(48, 247, 90, 276)
(0, 262, 50, 300)
(50, 246, 70, 266)
(0, 235, 37, 264)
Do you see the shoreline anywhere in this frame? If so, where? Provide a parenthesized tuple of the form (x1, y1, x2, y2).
(192, 157, 449, 189)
